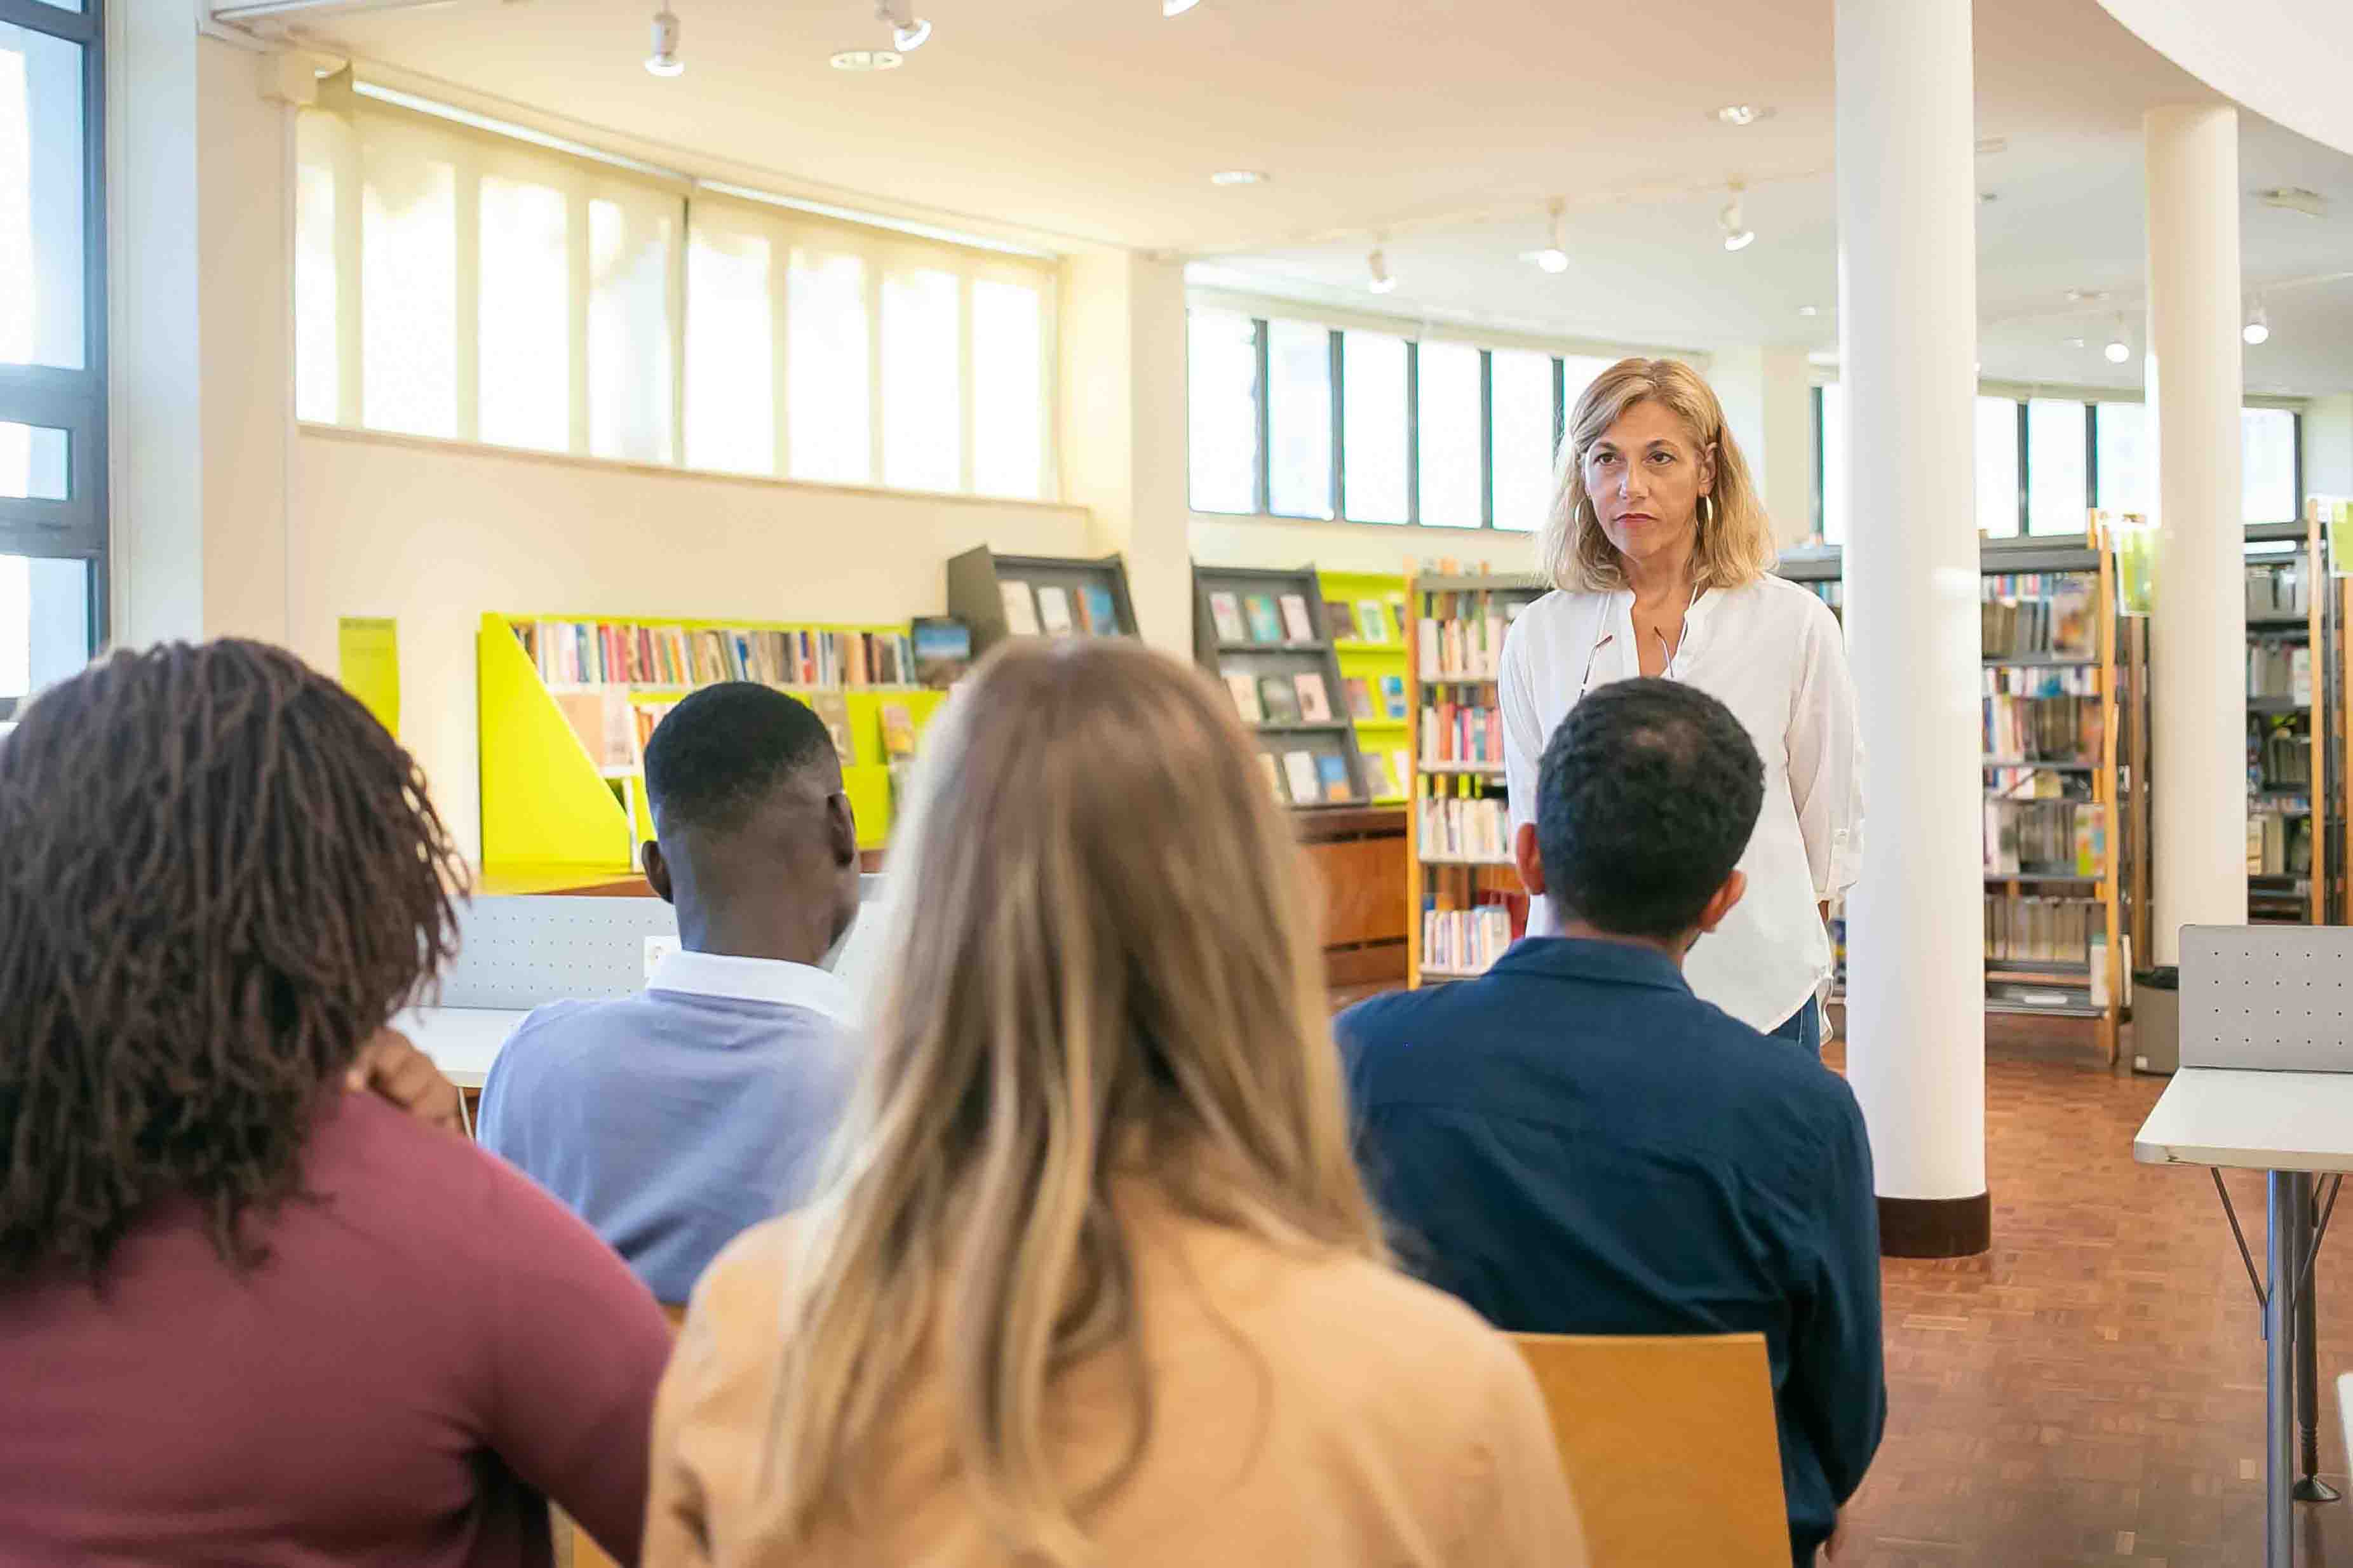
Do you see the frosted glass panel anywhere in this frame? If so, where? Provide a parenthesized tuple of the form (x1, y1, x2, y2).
(880, 266, 961, 492)
(1417, 342, 1483, 528)
(2094, 401, 2150, 519)
(0, 420, 67, 500)
(1975, 396, 2020, 539)
(0, 24, 85, 370)
(1341, 330, 1408, 524)
(1187, 310, 1257, 514)
(971, 279, 1042, 499)
(2026, 399, 2087, 535)
(684, 223, 774, 476)
(1817, 383, 1847, 547)
(1266, 320, 1332, 519)
(293, 127, 340, 425)
(2244, 406, 2297, 524)
(478, 176, 571, 453)
(786, 250, 870, 485)
(1491, 349, 1554, 533)
(588, 196, 676, 464)
(360, 142, 457, 438)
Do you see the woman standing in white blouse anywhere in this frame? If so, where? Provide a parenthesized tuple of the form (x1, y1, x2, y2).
(1500, 358, 1863, 1051)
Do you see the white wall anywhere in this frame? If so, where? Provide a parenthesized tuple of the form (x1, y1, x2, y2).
(288, 428, 1093, 861)
(2307, 392, 2353, 500)
(1190, 512, 1546, 579)
(1708, 344, 1816, 549)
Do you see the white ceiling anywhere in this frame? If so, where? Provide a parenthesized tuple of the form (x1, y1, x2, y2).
(300, 0, 2353, 396)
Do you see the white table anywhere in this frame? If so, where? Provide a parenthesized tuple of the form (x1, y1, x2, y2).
(389, 1005, 530, 1090)
(2136, 1067, 2353, 1566)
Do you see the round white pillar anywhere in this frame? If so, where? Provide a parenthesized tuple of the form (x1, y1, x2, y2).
(1835, 0, 1988, 1256)
(2145, 104, 2248, 962)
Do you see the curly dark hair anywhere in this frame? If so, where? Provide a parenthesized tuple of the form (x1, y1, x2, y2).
(0, 639, 466, 1283)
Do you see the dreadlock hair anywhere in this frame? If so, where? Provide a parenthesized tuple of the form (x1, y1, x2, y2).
(0, 639, 466, 1285)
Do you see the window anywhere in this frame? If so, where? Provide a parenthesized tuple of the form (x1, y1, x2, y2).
(1974, 396, 2021, 539)
(1187, 310, 1257, 513)
(1265, 320, 1333, 519)
(2094, 401, 2151, 519)
(1341, 330, 1408, 524)
(1417, 340, 1483, 529)
(1490, 348, 1556, 533)
(294, 96, 1056, 499)
(1816, 382, 1849, 546)
(2243, 406, 2298, 524)
(2025, 399, 2087, 535)
(1, 0, 105, 711)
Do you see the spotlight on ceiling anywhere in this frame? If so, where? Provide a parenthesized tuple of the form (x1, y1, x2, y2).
(1713, 104, 1774, 126)
(875, 1, 929, 50)
(1210, 170, 1266, 186)
(2244, 299, 2272, 346)
(1718, 185, 1755, 252)
(645, 6, 683, 75)
(1523, 199, 1568, 274)
(2104, 315, 2132, 365)
(1367, 247, 1398, 295)
(1164, 0, 1202, 13)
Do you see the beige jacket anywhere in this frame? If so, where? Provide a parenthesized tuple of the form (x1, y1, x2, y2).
(644, 1206, 1586, 1567)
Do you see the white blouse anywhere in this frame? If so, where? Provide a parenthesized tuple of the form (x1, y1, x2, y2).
(1499, 575, 1865, 1031)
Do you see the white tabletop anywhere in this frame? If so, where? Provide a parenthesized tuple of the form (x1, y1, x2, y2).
(390, 1005, 530, 1090)
(2133, 1068, 2353, 1173)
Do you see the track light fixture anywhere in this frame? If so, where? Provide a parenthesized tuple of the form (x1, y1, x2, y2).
(1718, 183, 1755, 252)
(876, 0, 930, 50)
(645, 4, 684, 76)
(2104, 314, 2131, 365)
(1524, 199, 1569, 274)
(1164, 0, 1203, 14)
(1367, 247, 1397, 295)
(2244, 298, 2271, 346)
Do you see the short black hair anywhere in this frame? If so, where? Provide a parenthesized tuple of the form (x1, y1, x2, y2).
(1535, 678, 1765, 939)
(643, 682, 837, 835)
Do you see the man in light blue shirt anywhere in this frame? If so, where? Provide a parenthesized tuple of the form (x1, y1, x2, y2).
(480, 682, 864, 1304)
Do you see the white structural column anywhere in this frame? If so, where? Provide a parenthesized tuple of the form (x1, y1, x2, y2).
(1835, 0, 1988, 1256)
(2145, 105, 2248, 962)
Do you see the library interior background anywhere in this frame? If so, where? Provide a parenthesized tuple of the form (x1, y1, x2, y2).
(13, 0, 2353, 1563)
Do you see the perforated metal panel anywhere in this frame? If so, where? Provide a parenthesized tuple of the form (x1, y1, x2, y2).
(439, 897, 679, 1009)
(2181, 924, 2353, 1071)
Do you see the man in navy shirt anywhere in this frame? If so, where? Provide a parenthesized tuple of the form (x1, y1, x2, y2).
(480, 683, 863, 1304)
(1340, 678, 1883, 1566)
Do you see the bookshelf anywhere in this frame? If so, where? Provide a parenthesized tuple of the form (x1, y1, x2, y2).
(2242, 514, 2335, 925)
(1403, 571, 1550, 987)
(1320, 568, 1413, 805)
(477, 612, 950, 871)
(945, 547, 1142, 654)
(1192, 563, 1370, 808)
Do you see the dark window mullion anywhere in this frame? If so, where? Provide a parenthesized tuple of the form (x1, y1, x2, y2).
(1406, 340, 1422, 526)
(1551, 357, 1567, 457)
(2084, 403, 2100, 523)
(1251, 319, 1271, 515)
(1810, 385, 1826, 541)
(1479, 349, 1495, 528)
(2015, 400, 2031, 537)
(1328, 328, 1345, 521)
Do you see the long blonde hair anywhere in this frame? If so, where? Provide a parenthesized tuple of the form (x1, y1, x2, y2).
(761, 638, 1385, 1562)
(1537, 357, 1776, 593)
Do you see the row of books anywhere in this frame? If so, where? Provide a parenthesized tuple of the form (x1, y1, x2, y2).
(1983, 800, 2105, 877)
(1418, 795, 1511, 863)
(999, 579, 1124, 639)
(2248, 563, 2313, 618)
(2252, 727, 2313, 790)
(1981, 575, 2096, 658)
(1325, 596, 1408, 645)
(2248, 641, 2314, 703)
(1422, 899, 1519, 976)
(518, 619, 917, 690)
(1260, 749, 1353, 807)
(1418, 613, 1515, 681)
(1209, 589, 1321, 647)
(1985, 895, 2103, 965)
(2249, 809, 2314, 876)
(1227, 670, 1337, 726)
(1419, 700, 1506, 768)
(1983, 694, 2103, 763)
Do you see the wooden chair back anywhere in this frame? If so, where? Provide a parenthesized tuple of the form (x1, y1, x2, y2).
(1511, 1331, 1789, 1568)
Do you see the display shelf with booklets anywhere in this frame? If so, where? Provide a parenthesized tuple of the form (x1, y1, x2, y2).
(478, 612, 951, 872)
(1319, 568, 1413, 805)
(1404, 569, 1549, 988)
(2241, 511, 2337, 925)
(1192, 563, 1370, 810)
(945, 547, 1142, 655)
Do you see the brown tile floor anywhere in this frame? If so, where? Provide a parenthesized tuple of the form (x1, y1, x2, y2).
(1831, 1017, 2352, 1567)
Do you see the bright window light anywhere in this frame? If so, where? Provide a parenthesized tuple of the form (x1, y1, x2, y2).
(1341, 330, 1408, 524)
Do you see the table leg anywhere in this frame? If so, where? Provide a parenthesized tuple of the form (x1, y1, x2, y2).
(2270, 1171, 2301, 1567)
(2295, 1184, 2342, 1503)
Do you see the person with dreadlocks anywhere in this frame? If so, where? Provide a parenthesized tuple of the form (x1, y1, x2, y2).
(0, 640, 673, 1568)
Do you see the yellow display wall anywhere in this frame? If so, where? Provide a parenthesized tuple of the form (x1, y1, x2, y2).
(1319, 568, 1412, 805)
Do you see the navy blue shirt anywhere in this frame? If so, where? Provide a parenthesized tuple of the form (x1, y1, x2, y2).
(1338, 937, 1885, 1565)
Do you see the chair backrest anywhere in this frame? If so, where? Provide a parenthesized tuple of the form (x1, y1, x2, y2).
(1511, 1331, 1788, 1568)
(2181, 923, 2353, 1071)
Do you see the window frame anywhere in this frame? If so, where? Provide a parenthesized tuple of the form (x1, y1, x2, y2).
(0, 0, 108, 718)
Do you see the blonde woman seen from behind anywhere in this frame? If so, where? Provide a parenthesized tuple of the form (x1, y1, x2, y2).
(644, 639, 1583, 1568)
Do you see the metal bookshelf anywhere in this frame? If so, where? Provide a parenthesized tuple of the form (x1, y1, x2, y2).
(2242, 513, 2337, 927)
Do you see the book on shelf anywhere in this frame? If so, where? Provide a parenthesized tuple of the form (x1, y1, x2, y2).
(1210, 592, 1247, 643)
(1316, 754, 1352, 803)
(1326, 601, 1360, 641)
(1981, 573, 2097, 659)
(1036, 586, 1076, 637)
(2248, 561, 2312, 618)
(1416, 598, 1516, 680)
(1243, 594, 1283, 644)
(910, 617, 970, 689)
(1984, 893, 2101, 965)
(1981, 800, 2103, 878)
(1389, 749, 1412, 797)
(1981, 666, 2101, 761)
(2248, 810, 2314, 876)
(1419, 795, 1510, 862)
(810, 692, 856, 767)
(1259, 753, 1285, 803)
(1379, 674, 1408, 719)
(1000, 581, 1041, 638)
(516, 619, 917, 691)
(1354, 599, 1392, 644)
(2255, 725, 2313, 789)
(1260, 675, 1303, 725)
(1343, 677, 1375, 720)
(1419, 699, 1505, 767)
(1078, 583, 1122, 637)
(879, 702, 917, 760)
(2246, 642, 2312, 703)
(1224, 672, 1264, 725)
(1282, 750, 1320, 803)
(554, 688, 637, 772)
(1421, 894, 1520, 976)
(1364, 753, 1399, 797)
(1279, 593, 1317, 643)
(1293, 672, 1333, 723)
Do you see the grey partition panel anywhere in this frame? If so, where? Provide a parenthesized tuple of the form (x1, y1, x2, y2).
(2181, 923, 2353, 1071)
(440, 897, 680, 1009)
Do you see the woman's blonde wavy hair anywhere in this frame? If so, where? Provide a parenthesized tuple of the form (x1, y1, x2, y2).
(1537, 357, 1777, 594)
(755, 637, 1386, 1564)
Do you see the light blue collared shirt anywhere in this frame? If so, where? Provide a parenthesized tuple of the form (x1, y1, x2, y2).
(478, 949, 856, 1304)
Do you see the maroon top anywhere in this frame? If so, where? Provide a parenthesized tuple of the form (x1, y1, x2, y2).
(0, 1092, 674, 1567)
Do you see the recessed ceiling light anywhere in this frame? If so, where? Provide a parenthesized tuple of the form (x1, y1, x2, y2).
(1797, 305, 1820, 318)
(831, 47, 902, 69)
(1975, 136, 2009, 157)
(1163, 0, 1202, 14)
(2064, 288, 2105, 304)
(1210, 170, 1265, 186)
(1713, 104, 1774, 126)
(2065, 337, 2086, 349)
